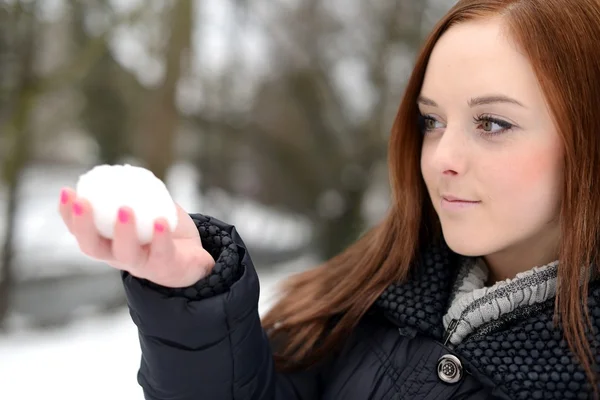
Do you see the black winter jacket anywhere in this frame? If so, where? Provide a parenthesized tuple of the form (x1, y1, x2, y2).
(122, 214, 600, 400)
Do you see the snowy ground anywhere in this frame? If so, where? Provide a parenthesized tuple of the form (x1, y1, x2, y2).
(0, 264, 307, 400)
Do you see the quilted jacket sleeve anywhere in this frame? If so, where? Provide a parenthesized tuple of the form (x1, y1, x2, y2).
(121, 214, 322, 400)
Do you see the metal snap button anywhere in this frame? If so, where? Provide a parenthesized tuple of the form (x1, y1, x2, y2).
(437, 354, 463, 384)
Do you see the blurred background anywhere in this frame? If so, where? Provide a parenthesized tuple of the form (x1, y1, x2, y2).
(0, 0, 454, 398)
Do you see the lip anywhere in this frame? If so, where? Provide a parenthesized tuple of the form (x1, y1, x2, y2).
(440, 195, 481, 210)
(442, 195, 479, 203)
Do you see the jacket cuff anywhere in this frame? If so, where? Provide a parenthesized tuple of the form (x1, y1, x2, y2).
(134, 214, 243, 300)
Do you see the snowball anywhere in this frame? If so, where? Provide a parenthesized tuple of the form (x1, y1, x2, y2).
(75, 164, 178, 244)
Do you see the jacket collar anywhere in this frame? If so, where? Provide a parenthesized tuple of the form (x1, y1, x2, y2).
(374, 243, 600, 342)
(374, 242, 462, 341)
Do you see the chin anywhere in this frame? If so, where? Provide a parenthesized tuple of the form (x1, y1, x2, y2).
(440, 229, 493, 257)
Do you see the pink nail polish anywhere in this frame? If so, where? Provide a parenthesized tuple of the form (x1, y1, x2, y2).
(60, 190, 69, 204)
(118, 208, 129, 224)
(73, 202, 83, 216)
(154, 222, 165, 233)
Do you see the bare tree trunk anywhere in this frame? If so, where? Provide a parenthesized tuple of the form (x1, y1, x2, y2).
(0, 0, 37, 329)
(314, 189, 365, 261)
(135, 0, 192, 181)
(70, 1, 129, 164)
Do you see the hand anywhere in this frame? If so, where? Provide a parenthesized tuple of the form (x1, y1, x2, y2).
(57, 187, 216, 288)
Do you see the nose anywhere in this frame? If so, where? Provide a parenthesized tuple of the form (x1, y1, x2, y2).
(429, 125, 467, 176)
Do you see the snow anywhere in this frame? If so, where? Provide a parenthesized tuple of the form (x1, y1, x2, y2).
(0, 311, 143, 399)
(75, 164, 180, 245)
(0, 261, 311, 399)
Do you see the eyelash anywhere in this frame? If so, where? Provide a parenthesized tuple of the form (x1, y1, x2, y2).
(473, 114, 514, 135)
(419, 114, 514, 137)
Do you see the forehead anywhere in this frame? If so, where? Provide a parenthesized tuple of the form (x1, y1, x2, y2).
(421, 18, 542, 105)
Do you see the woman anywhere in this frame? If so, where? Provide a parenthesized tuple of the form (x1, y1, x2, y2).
(58, 0, 600, 398)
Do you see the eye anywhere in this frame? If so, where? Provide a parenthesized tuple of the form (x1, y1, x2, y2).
(474, 115, 513, 136)
(420, 115, 445, 133)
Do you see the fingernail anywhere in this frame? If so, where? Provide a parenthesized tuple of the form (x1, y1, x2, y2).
(154, 222, 165, 233)
(60, 190, 69, 204)
(73, 202, 83, 216)
(118, 208, 129, 224)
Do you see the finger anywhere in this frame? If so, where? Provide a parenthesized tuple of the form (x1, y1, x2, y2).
(71, 198, 113, 260)
(58, 187, 76, 234)
(146, 218, 175, 270)
(112, 207, 148, 268)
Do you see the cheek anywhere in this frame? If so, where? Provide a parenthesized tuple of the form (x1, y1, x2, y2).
(483, 146, 562, 213)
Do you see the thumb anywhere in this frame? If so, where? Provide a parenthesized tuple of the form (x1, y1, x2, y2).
(189, 244, 216, 280)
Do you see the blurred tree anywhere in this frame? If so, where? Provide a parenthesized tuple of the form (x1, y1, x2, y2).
(133, 0, 193, 181)
(0, 0, 121, 327)
(192, 0, 430, 260)
(0, 4, 13, 125)
(0, 0, 38, 329)
(69, 0, 148, 165)
(71, 1, 129, 164)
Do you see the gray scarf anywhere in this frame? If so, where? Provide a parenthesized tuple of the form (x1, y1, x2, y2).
(442, 258, 559, 346)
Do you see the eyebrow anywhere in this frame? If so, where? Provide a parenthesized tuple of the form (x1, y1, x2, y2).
(417, 94, 526, 108)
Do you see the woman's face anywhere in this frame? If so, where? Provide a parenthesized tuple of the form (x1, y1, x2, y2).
(419, 18, 563, 269)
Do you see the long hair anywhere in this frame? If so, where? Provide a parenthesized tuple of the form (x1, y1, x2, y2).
(262, 0, 600, 387)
